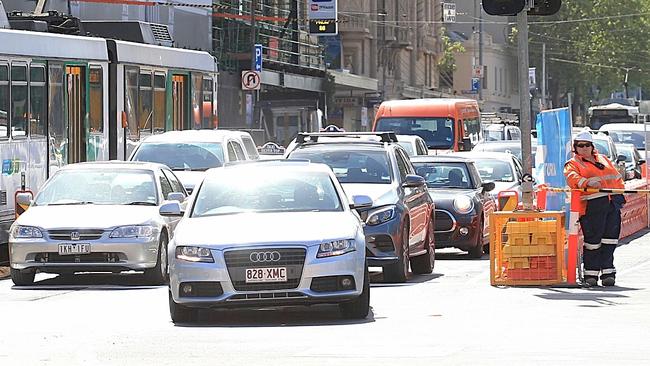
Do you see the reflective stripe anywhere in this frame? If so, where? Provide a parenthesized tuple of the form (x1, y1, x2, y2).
(584, 242, 601, 250)
(602, 268, 617, 275)
(601, 238, 618, 245)
(578, 177, 587, 188)
(600, 174, 621, 181)
(584, 270, 600, 276)
(582, 192, 609, 201)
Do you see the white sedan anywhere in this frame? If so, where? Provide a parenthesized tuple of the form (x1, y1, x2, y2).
(163, 160, 371, 322)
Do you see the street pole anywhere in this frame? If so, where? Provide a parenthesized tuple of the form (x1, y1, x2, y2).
(250, 0, 257, 128)
(542, 42, 546, 110)
(478, 1, 483, 102)
(517, 5, 533, 209)
(624, 68, 629, 99)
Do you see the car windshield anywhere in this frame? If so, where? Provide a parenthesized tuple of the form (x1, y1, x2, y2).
(485, 129, 505, 141)
(132, 142, 224, 171)
(375, 117, 455, 149)
(606, 130, 646, 150)
(592, 139, 611, 157)
(191, 170, 342, 217)
(413, 162, 472, 189)
(617, 146, 635, 162)
(34, 169, 157, 206)
(472, 159, 515, 183)
(474, 143, 523, 160)
(289, 149, 392, 184)
(397, 141, 415, 156)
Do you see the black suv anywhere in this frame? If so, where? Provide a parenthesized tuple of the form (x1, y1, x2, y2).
(286, 132, 435, 282)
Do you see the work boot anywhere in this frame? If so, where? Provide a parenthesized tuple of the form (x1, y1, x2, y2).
(584, 277, 598, 287)
(601, 276, 616, 287)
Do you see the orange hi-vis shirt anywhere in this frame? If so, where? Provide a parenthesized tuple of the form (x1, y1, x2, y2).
(564, 153, 624, 216)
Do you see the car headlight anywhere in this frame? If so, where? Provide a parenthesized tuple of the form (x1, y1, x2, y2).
(176, 246, 214, 263)
(109, 225, 156, 239)
(317, 239, 356, 258)
(366, 206, 396, 226)
(453, 196, 474, 214)
(11, 225, 43, 238)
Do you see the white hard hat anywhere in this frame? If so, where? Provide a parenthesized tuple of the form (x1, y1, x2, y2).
(574, 130, 593, 143)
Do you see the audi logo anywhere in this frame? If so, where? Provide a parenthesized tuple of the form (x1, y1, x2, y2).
(249, 251, 281, 263)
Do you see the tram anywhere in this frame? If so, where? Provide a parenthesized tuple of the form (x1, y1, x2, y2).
(0, 27, 218, 261)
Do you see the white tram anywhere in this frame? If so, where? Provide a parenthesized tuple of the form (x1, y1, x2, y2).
(0, 28, 218, 261)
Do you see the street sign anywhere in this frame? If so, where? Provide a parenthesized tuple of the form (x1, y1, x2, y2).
(472, 65, 483, 78)
(308, 0, 338, 36)
(461, 90, 478, 94)
(241, 70, 261, 90)
(254, 44, 263, 72)
(442, 3, 456, 23)
(472, 78, 481, 92)
(257, 142, 286, 155)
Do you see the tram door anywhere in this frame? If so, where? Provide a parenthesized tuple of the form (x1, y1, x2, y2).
(65, 65, 86, 163)
(172, 74, 187, 130)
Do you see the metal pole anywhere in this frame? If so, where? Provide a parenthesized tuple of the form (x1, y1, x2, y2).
(34, 0, 47, 14)
(478, 1, 483, 102)
(542, 42, 546, 110)
(517, 7, 533, 209)
(250, 0, 257, 127)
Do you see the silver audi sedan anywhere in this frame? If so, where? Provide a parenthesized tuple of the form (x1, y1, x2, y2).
(163, 160, 371, 322)
(9, 162, 187, 286)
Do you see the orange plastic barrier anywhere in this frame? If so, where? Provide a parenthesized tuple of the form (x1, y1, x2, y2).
(619, 179, 648, 239)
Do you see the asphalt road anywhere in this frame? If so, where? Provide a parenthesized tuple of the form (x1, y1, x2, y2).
(2, 232, 650, 365)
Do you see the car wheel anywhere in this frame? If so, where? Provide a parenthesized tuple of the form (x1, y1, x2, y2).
(145, 232, 169, 285)
(468, 218, 484, 259)
(411, 218, 435, 274)
(10, 267, 35, 286)
(168, 290, 197, 323)
(339, 266, 370, 320)
(384, 223, 409, 283)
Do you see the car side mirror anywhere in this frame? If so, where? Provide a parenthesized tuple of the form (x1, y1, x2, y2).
(638, 159, 646, 165)
(461, 137, 472, 151)
(616, 154, 627, 163)
(167, 192, 185, 203)
(349, 195, 373, 210)
(402, 174, 426, 188)
(481, 182, 496, 192)
(159, 201, 184, 217)
(16, 192, 33, 207)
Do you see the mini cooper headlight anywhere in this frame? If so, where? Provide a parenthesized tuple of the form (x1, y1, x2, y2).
(317, 239, 356, 258)
(366, 206, 396, 226)
(453, 196, 474, 214)
(109, 225, 155, 239)
(176, 246, 214, 263)
(11, 225, 43, 238)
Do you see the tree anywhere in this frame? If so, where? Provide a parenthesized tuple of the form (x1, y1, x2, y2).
(438, 28, 466, 89)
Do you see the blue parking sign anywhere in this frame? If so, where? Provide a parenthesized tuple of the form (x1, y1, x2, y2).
(254, 44, 263, 72)
(471, 77, 480, 91)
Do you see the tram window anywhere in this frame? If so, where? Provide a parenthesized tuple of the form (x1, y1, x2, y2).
(0, 64, 8, 138)
(88, 67, 103, 134)
(191, 73, 202, 129)
(139, 71, 153, 135)
(29, 65, 46, 137)
(202, 77, 213, 129)
(125, 67, 139, 140)
(153, 73, 166, 133)
(48, 64, 66, 166)
(227, 142, 237, 161)
(11, 64, 28, 138)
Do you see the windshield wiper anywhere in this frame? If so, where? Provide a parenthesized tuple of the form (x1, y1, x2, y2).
(125, 201, 157, 206)
(48, 201, 94, 206)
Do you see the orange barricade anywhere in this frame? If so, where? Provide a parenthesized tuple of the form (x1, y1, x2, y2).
(619, 179, 648, 239)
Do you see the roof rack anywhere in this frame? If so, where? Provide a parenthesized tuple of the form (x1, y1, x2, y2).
(295, 132, 398, 144)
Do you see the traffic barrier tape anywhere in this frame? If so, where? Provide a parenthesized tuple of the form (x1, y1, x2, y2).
(539, 186, 650, 195)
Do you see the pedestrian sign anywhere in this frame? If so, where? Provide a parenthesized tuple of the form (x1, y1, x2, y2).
(241, 70, 261, 90)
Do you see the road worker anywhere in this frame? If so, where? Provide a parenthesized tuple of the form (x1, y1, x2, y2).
(564, 130, 625, 287)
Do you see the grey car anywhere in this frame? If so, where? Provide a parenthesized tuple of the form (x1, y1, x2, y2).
(164, 161, 370, 322)
(9, 162, 187, 286)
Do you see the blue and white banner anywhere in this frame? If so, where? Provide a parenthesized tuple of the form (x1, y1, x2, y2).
(535, 107, 572, 215)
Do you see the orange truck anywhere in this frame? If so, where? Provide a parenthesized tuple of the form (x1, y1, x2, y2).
(372, 98, 482, 152)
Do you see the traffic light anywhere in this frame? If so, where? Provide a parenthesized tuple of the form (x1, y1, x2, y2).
(482, 0, 526, 16)
(528, 0, 562, 16)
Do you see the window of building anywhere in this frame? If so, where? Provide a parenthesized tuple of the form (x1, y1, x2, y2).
(482, 66, 488, 90)
(29, 65, 47, 137)
(202, 77, 213, 129)
(88, 66, 103, 134)
(11, 63, 28, 138)
(153, 73, 166, 133)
